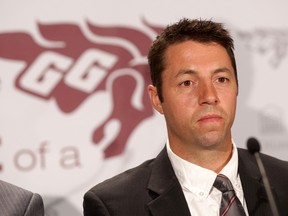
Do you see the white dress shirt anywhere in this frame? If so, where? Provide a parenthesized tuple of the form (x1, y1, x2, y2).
(166, 140, 249, 216)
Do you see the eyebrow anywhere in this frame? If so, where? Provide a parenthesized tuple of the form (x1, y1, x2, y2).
(214, 67, 232, 73)
(174, 69, 196, 78)
(174, 67, 232, 78)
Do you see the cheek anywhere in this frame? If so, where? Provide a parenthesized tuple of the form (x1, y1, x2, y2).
(222, 93, 237, 115)
(177, 89, 199, 106)
(162, 94, 192, 119)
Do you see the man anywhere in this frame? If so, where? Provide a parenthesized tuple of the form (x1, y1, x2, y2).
(0, 180, 44, 215)
(83, 18, 288, 216)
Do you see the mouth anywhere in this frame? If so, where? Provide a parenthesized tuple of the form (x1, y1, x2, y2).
(198, 114, 223, 123)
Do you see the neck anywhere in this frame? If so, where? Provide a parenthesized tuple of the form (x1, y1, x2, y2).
(170, 141, 233, 173)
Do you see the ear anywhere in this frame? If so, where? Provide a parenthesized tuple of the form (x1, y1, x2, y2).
(147, 84, 164, 114)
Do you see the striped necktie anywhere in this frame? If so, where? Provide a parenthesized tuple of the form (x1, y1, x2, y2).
(213, 174, 246, 216)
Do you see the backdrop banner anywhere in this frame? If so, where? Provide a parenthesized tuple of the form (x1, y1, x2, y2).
(1, 0, 288, 215)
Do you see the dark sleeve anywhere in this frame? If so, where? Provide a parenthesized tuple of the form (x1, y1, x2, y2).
(83, 190, 111, 216)
(24, 193, 45, 216)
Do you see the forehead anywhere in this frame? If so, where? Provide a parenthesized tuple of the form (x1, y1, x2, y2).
(166, 41, 231, 65)
(165, 40, 227, 59)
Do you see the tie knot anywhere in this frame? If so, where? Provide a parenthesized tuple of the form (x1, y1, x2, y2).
(213, 174, 234, 193)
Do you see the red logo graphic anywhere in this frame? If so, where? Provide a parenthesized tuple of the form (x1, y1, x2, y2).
(0, 20, 163, 158)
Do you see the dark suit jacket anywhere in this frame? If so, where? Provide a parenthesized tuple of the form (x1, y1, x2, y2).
(83, 147, 288, 216)
(0, 180, 44, 216)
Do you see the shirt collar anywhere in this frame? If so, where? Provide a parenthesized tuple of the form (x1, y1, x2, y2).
(166, 139, 239, 198)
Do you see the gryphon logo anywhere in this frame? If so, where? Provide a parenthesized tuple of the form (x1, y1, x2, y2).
(0, 20, 163, 158)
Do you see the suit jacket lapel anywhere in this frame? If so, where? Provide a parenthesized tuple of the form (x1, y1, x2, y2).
(238, 149, 276, 216)
(147, 147, 191, 216)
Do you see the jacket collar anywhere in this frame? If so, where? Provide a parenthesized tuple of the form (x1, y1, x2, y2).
(147, 147, 191, 216)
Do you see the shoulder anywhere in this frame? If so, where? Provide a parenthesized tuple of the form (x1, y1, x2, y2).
(238, 148, 288, 168)
(83, 158, 157, 215)
(0, 180, 44, 216)
(87, 158, 155, 196)
(238, 148, 288, 178)
(0, 180, 34, 200)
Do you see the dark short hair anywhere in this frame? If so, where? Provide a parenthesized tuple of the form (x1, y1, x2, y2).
(147, 18, 238, 102)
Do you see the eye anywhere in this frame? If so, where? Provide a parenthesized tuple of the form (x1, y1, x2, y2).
(180, 80, 193, 87)
(217, 77, 229, 83)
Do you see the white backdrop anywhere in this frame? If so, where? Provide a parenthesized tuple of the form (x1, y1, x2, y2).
(1, 0, 288, 215)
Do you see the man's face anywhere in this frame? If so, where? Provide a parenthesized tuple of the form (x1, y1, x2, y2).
(148, 41, 237, 152)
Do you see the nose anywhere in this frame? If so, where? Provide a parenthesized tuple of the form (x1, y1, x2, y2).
(198, 81, 219, 105)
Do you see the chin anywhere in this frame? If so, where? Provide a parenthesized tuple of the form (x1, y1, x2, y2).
(198, 133, 225, 147)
